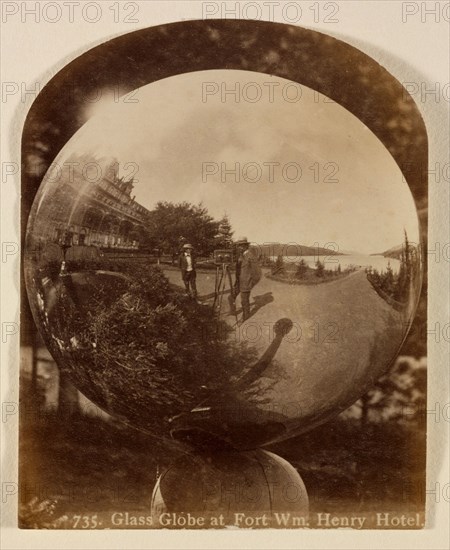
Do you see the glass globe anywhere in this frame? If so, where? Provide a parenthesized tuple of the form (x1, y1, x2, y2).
(24, 70, 422, 450)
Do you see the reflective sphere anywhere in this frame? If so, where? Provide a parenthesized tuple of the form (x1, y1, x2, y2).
(151, 449, 308, 527)
(24, 70, 422, 450)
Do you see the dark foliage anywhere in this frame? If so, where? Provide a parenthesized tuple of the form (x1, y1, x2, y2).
(315, 260, 325, 278)
(148, 201, 220, 258)
(271, 254, 285, 275)
(271, 418, 425, 513)
(367, 231, 419, 306)
(44, 264, 259, 434)
(295, 258, 308, 279)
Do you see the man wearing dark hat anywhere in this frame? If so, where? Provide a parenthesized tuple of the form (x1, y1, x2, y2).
(233, 237, 261, 321)
(179, 243, 198, 300)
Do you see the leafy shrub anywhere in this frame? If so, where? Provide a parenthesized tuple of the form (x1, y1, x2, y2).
(19, 498, 68, 529)
(295, 259, 308, 279)
(271, 255, 285, 275)
(51, 264, 258, 433)
(315, 260, 325, 278)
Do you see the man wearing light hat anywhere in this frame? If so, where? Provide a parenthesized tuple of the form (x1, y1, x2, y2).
(233, 237, 261, 321)
(179, 243, 198, 300)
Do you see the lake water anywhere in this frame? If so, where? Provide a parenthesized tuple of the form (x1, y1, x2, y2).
(269, 255, 400, 273)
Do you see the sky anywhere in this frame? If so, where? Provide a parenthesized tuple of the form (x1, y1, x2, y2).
(52, 69, 420, 255)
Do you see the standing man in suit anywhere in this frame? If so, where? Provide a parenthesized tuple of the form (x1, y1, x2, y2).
(179, 243, 198, 300)
(233, 237, 261, 322)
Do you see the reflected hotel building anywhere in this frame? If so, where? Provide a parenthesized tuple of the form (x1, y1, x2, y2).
(31, 159, 152, 251)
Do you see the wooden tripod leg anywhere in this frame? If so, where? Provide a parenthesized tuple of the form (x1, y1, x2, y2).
(213, 265, 224, 311)
(218, 264, 227, 312)
(212, 266, 219, 309)
(226, 265, 238, 324)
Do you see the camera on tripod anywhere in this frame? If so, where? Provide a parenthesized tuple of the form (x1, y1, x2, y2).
(213, 249, 234, 266)
(212, 249, 237, 322)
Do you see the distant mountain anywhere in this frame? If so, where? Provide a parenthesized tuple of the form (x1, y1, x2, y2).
(371, 244, 403, 259)
(253, 243, 344, 257)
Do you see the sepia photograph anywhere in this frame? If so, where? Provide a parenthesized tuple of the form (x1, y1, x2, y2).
(7, 13, 441, 539)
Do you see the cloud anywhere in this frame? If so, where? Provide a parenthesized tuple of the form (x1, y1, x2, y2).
(60, 70, 419, 254)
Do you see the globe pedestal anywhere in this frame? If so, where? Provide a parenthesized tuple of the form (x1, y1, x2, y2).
(151, 449, 308, 529)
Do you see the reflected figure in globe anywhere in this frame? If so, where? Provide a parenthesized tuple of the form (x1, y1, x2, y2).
(233, 237, 262, 322)
(179, 243, 198, 301)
